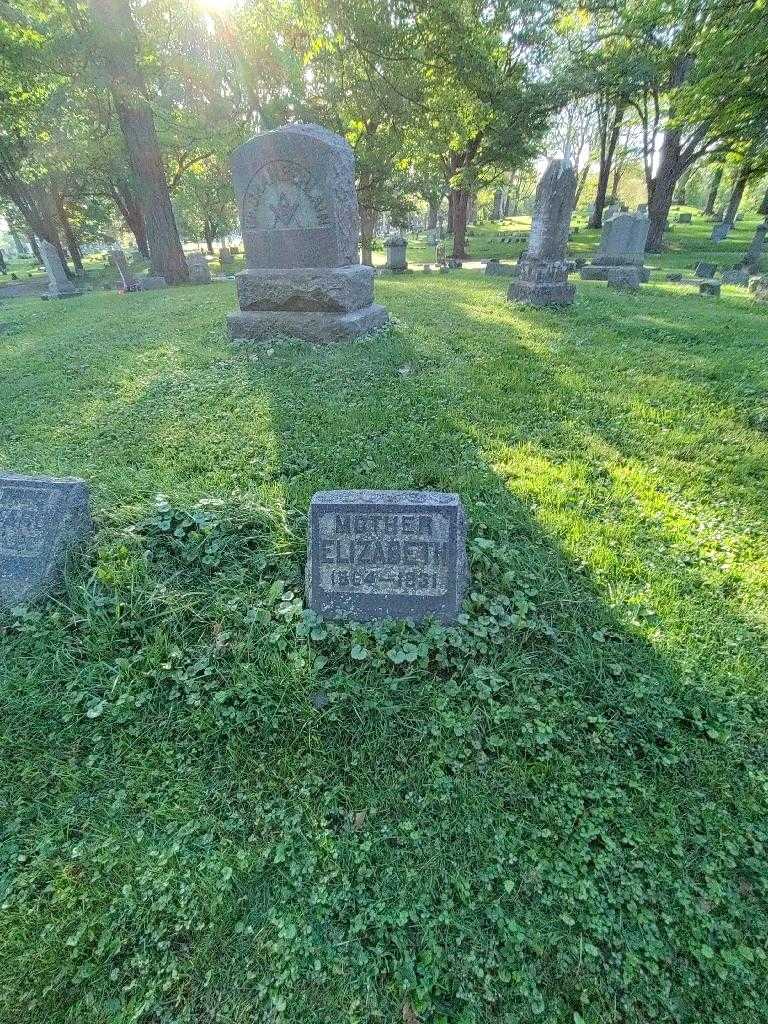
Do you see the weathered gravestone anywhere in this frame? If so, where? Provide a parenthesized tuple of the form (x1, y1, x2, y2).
(748, 276, 768, 302)
(39, 239, 79, 298)
(109, 246, 140, 291)
(695, 262, 717, 278)
(507, 159, 576, 307)
(580, 212, 649, 282)
(744, 224, 767, 267)
(677, 212, 692, 224)
(384, 234, 408, 272)
(186, 252, 212, 284)
(306, 490, 467, 622)
(227, 123, 388, 343)
(219, 246, 234, 266)
(485, 259, 516, 277)
(700, 280, 721, 297)
(0, 473, 92, 608)
(721, 268, 751, 287)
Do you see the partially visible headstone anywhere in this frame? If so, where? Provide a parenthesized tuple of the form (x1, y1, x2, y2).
(748, 275, 768, 301)
(0, 473, 92, 608)
(677, 212, 692, 224)
(721, 268, 750, 287)
(607, 266, 641, 291)
(711, 223, 730, 243)
(744, 224, 767, 266)
(186, 252, 212, 284)
(485, 259, 516, 277)
(219, 246, 234, 266)
(39, 239, 79, 298)
(227, 123, 388, 343)
(422, 263, 433, 273)
(109, 246, 140, 291)
(384, 234, 408, 272)
(306, 490, 468, 622)
(699, 280, 721, 297)
(507, 159, 576, 307)
(695, 262, 717, 278)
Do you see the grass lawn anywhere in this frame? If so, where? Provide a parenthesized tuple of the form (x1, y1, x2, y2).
(2, 225, 768, 1023)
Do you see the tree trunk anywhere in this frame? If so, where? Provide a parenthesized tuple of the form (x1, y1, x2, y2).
(28, 233, 43, 264)
(447, 193, 455, 235)
(723, 165, 751, 225)
(451, 189, 469, 258)
(0, 249, 6, 273)
(359, 207, 376, 266)
(87, 0, 188, 283)
(9, 229, 29, 256)
(490, 189, 503, 220)
(427, 199, 439, 230)
(467, 194, 477, 224)
(55, 195, 84, 273)
(703, 167, 723, 214)
(574, 165, 590, 206)
(758, 184, 768, 217)
(589, 104, 624, 229)
(109, 178, 150, 257)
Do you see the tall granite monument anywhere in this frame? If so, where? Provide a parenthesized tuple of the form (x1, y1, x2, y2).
(507, 159, 576, 308)
(227, 124, 388, 343)
(307, 490, 467, 622)
(0, 473, 92, 607)
(39, 239, 79, 298)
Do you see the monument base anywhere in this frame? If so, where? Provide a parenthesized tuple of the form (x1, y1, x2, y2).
(507, 279, 575, 307)
(227, 304, 389, 344)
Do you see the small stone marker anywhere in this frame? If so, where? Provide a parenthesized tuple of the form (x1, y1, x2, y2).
(677, 212, 692, 224)
(39, 239, 79, 298)
(721, 268, 750, 287)
(109, 246, 140, 291)
(384, 234, 408, 271)
(306, 490, 468, 622)
(219, 246, 234, 265)
(507, 159, 576, 307)
(227, 123, 388, 343)
(694, 262, 717, 278)
(186, 252, 212, 284)
(748, 276, 767, 302)
(0, 473, 92, 608)
(699, 280, 721, 297)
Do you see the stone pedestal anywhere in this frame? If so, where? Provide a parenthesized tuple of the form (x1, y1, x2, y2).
(508, 258, 574, 306)
(227, 123, 388, 344)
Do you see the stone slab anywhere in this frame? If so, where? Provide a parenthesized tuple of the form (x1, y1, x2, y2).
(699, 280, 721, 297)
(607, 266, 641, 291)
(507, 279, 575, 306)
(0, 473, 92, 608)
(227, 303, 388, 344)
(579, 265, 609, 281)
(235, 265, 374, 313)
(306, 490, 468, 622)
(721, 269, 750, 287)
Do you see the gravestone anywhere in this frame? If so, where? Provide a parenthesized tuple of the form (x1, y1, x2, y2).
(306, 490, 467, 622)
(699, 280, 721, 297)
(384, 234, 408, 272)
(677, 212, 692, 224)
(507, 159, 576, 307)
(0, 473, 92, 608)
(580, 212, 649, 281)
(485, 259, 516, 277)
(721, 268, 750, 287)
(695, 262, 717, 278)
(748, 276, 767, 302)
(744, 224, 767, 266)
(607, 266, 641, 291)
(109, 246, 140, 291)
(186, 252, 212, 284)
(227, 123, 388, 343)
(219, 246, 234, 266)
(39, 239, 79, 298)
(711, 223, 730, 242)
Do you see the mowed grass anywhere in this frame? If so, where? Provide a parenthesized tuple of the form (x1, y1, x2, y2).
(1, 232, 768, 1024)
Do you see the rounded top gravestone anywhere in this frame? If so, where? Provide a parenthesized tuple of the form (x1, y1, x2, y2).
(231, 123, 360, 271)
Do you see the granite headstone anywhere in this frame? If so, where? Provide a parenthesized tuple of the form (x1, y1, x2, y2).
(0, 473, 92, 607)
(306, 490, 467, 622)
(186, 252, 212, 284)
(384, 234, 408, 272)
(227, 123, 388, 343)
(39, 239, 79, 298)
